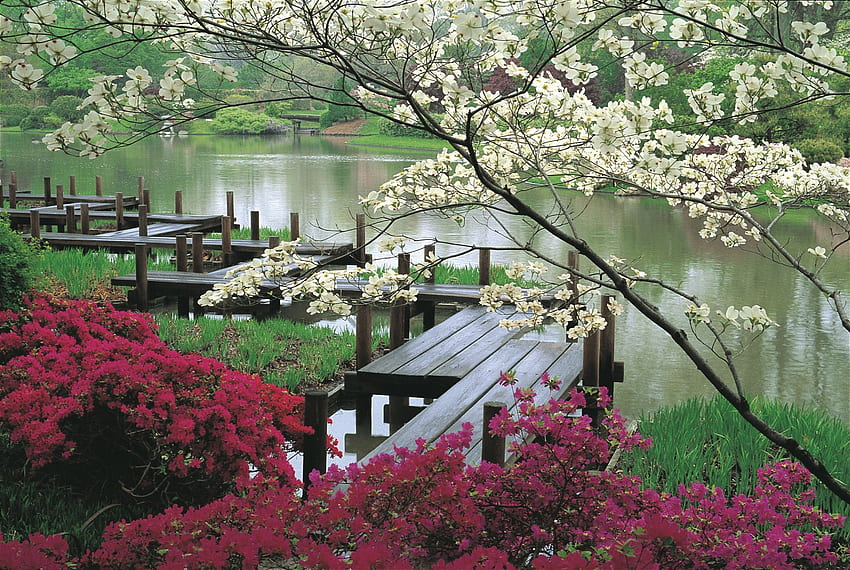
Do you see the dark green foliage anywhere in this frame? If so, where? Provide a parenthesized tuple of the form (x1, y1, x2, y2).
(264, 101, 292, 118)
(43, 66, 97, 95)
(19, 106, 51, 131)
(49, 95, 85, 122)
(0, 216, 42, 311)
(319, 76, 362, 128)
(377, 118, 437, 138)
(795, 138, 844, 165)
(210, 108, 285, 134)
(0, 104, 29, 127)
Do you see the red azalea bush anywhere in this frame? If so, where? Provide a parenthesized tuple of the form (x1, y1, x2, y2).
(0, 297, 844, 568)
(0, 294, 311, 506)
(73, 389, 847, 568)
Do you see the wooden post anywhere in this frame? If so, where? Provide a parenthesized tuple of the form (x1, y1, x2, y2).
(29, 210, 40, 238)
(226, 191, 235, 225)
(356, 213, 367, 266)
(478, 247, 491, 286)
(69, 175, 76, 196)
(135, 243, 149, 311)
(143, 189, 151, 210)
(176, 234, 190, 318)
(389, 253, 410, 348)
(303, 391, 329, 495)
(115, 192, 124, 229)
(250, 210, 260, 241)
(600, 294, 616, 397)
(355, 302, 373, 436)
(55, 185, 64, 210)
(192, 232, 204, 273)
(423, 244, 436, 330)
(0, 183, 4, 208)
(356, 303, 373, 369)
(582, 329, 601, 428)
(221, 216, 233, 266)
(95, 175, 102, 196)
(43, 177, 51, 204)
(290, 212, 300, 240)
(137, 176, 145, 204)
(389, 253, 411, 434)
(65, 205, 76, 233)
(138, 204, 148, 237)
(174, 190, 183, 214)
(268, 236, 281, 315)
(482, 401, 507, 467)
(80, 204, 90, 234)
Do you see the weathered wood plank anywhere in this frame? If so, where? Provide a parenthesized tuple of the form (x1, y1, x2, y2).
(97, 223, 203, 237)
(361, 339, 583, 463)
(355, 307, 486, 375)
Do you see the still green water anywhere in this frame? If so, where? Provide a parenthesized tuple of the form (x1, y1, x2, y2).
(1, 132, 847, 423)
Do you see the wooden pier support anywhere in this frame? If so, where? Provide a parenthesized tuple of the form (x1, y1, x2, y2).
(221, 216, 233, 266)
(422, 244, 437, 330)
(29, 210, 40, 239)
(65, 205, 76, 233)
(135, 243, 149, 311)
(176, 235, 190, 318)
(69, 175, 76, 196)
(303, 391, 329, 495)
(250, 211, 260, 241)
(290, 212, 300, 240)
(478, 248, 491, 286)
(226, 191, 235, 225)
(191, 232, 204, 273)
(95, 175, 103, 196)
(115, 192, 125, 229)
(582, 328, 601, 428)
(43, 177, 51, 204)
(138, 204, 148, 237)
(482, 401, 507, 466)
(356, 213, 368, 266)
(80, 204, 90, 234)
(56, 185, 64, 210)
(174, 190, 183, 215)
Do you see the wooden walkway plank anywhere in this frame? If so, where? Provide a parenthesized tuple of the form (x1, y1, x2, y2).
(361, 339, 583, 464)
(356, 307, 487, 375)
(96, 223, 204, 238)
(391, 311, 525, 378)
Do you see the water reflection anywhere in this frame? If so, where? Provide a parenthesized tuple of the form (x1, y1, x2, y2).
(1, 133, 847, 424)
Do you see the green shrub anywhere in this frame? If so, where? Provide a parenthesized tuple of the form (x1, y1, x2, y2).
(0, 216, 42, 311)
(264, 101, 292, 118)
(795, 138, 844, 165)
(377, 118, 437, 138)
(0, 104, 30, 127)
(49, 95, 85, 122)
(19, 106, 51, 131)
(210, 108, 285, 134)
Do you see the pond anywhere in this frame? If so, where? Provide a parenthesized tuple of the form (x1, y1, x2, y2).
(1, 132, 847, 433)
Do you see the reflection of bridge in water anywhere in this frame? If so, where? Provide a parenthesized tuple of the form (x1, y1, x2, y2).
(280, 114, 321, 134)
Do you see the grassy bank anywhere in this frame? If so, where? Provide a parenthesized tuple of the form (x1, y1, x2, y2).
(620, 395, 850, 541)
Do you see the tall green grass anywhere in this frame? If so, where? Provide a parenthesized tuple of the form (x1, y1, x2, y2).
(34, 248, 173, 298)
(210, 226, 292, 241)
(153, 314, 383, 390)
(620, 395, 850, 539)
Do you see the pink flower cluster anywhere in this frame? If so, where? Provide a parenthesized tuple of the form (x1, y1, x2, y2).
(0, 297, 844, 568)
(0, 295, 312, 505)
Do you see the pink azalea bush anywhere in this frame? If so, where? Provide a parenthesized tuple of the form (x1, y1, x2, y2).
(0, 296, 844, 568)
(0, 294, 312, 506)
